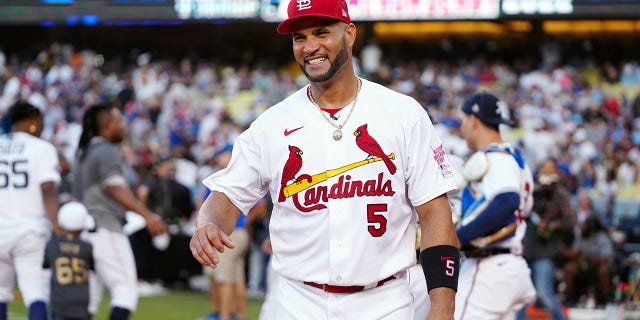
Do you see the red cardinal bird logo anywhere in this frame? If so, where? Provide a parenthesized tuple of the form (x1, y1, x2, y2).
(354, 124, 397, 174)
(279, 145, 303, 202)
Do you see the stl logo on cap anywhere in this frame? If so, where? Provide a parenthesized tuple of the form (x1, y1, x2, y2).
(297, 0, 312, 11)
(277, 0, 351, 34)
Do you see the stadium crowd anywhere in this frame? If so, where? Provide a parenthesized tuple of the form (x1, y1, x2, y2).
(1, 39, 639, 313)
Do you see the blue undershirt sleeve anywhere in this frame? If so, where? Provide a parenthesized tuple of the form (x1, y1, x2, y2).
(456, 191, 520, 246)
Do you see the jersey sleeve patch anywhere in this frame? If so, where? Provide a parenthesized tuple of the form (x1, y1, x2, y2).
(432, 144, 453, 178)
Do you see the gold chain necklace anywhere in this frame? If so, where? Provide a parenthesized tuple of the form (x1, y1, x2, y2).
(307, 78, 361, 141)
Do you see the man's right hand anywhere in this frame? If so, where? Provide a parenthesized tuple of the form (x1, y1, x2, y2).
(190, 222, 235, 268)
(145, 213, 167, 236)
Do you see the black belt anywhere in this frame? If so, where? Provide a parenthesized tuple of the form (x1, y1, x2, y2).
(465, 247, 511, 258)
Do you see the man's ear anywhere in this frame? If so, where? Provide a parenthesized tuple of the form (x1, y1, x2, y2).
(471, 115, 483, 130)
(345, 23, 357, 47)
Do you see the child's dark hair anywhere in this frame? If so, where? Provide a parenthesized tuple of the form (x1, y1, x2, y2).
(77, 104, 113, 160)
(0, 102, 42, 134)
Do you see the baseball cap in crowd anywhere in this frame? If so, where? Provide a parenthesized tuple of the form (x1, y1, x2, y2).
(461, 92, 516, 127)
(213, 143, 234, 158)
(58, 201, 95, 231)
(277, 0, 351, 34)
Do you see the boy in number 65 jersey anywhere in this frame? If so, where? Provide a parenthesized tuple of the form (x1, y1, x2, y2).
(43, 202, 95, 320)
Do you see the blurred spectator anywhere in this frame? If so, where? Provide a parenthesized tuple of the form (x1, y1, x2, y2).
(563, 215, 615, 307)
(0, 48, 5, 76)
(574, 190, 597, 234)
(246, 196, 271, 299)
(360, 39, 382, 78)
(518, 158, 575, 320)
(521, 121, 562, 168)
(617, 210, 640, 257)
(172, 145, 199, 192)
(115, 74, 135, 112)
(132, 53, 168, 104)
(44, 57, 74, 87)
(0, 68, 19, 113)
(137, 156, 194, 229)
(577, 159, 597, 191)
(257, 237, 276, 320)
(132, 156, 196, 294)
(201, 145, 250, 320)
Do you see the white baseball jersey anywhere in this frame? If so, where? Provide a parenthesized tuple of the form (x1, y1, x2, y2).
(0, 132, 60, 235)
(0, 132, 60, 306)
(204, 78, 457, 285)
(459, 145, 534, 252)
(455, 144, 536, 319)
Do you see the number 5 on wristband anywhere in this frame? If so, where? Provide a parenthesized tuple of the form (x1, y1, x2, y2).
(420, 245, 460, 292)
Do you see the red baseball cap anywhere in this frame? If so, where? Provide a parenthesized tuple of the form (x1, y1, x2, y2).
(277, 0, 351, 34)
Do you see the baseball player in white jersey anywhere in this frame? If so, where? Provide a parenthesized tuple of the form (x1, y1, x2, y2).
(191, 0, 462, 319)
(0, 102, 60, 320)
(454, 92, 536, 319)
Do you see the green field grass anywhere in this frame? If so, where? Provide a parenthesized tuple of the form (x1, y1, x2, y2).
(8, 290, 264, 320)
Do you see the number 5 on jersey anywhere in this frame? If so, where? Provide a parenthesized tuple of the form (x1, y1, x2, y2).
(367, 204, 387, 237)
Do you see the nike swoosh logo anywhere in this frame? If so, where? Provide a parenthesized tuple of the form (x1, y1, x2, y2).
(284, 126, 304, 136)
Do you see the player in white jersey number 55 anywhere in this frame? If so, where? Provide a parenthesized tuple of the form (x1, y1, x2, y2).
(0, 102, 61, 320)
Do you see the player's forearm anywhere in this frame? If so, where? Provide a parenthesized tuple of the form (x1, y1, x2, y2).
(105, 184, 155, 219)
(197, 190, 242, 235)
(418, 201, 460, 301)
(417, 194, 460, 249)
(41, 181, 61, 232)
(427, 287, 456, 319)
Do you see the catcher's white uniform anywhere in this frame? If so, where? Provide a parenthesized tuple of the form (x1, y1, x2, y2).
(455, 144, 537, 319)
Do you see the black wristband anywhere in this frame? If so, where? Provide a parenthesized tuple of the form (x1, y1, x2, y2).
(420, 245, 460, 292)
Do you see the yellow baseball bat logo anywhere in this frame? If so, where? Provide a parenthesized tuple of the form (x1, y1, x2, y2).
(283, 153, 395, 198)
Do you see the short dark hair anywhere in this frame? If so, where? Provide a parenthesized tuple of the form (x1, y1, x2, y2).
(1, 102, 42, 134)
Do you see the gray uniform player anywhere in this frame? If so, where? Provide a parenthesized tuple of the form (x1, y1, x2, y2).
(73, 104, 165, 320)
(44, 202, 95, 320)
